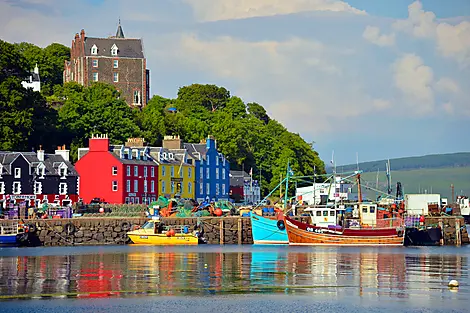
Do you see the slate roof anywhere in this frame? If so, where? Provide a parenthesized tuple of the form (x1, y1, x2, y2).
(84, 37, 144, 58)
(0, 151, 77, 176)
(183, 143, 207, 161)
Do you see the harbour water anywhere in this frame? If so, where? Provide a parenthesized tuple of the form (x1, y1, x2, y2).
(0, 245, 469, 312)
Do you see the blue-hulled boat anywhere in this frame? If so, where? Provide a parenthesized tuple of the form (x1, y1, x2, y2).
(251, 213, 288, 244)
(0, 223, 22, 247)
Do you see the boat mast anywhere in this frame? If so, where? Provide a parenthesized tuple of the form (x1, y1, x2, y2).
(284, 160, 290, 210)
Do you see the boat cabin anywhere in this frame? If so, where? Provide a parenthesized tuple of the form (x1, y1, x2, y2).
(359, 203, 377, 227)
(304, 205, 345, 227)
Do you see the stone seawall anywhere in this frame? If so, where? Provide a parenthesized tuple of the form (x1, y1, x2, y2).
(0, 216, 311, 246)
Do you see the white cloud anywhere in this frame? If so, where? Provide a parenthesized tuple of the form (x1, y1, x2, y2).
(393, 1, 470, 67)
(442, 102, 454, 115)
(183, 0, 366, 22)
(392, 54, 434, 114)
(362, 26, 395, 47)
(372, 99, 391, 109)
(436, 77, 460, 94)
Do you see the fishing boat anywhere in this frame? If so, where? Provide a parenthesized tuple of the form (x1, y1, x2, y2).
(0, 222, 27, 247)
(127, 219, 201, 245)
(251, 211, 288, 244)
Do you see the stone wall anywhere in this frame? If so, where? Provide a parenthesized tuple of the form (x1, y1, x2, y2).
(0, 216, 311, 246)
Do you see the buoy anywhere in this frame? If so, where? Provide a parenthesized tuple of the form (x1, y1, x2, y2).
(449, 280, 459, 288)
(214, 208, 223, 216)
(99, 207, 104, 213)
(419, 215, 425, 223)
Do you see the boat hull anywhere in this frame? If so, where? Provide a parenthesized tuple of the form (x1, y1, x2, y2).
(285, 216, 404, 246)
(0, 234, 20, 247)
(251, 214, 288, 244)
(127, 233, 198, 245)
(404, 227, 441, 246)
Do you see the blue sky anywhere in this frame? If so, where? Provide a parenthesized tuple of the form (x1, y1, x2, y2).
(1, 0, 469, 165)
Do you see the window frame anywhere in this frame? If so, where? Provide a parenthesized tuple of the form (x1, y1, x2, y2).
(113, 59, 119, 68)
(59, 182, 67, 195)
(93, 72, 99, 81)
(14, 168, 21, 178)
(92, 59, 98, 67)
(112, 166, 118, 176)
(13, 182, 21, 194)
(112, 181, 118, 191)
(113, 72, 119, 82)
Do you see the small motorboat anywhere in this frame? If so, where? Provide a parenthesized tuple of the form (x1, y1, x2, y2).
(127, 218, 203, 245)
(0, 222, 28, 247)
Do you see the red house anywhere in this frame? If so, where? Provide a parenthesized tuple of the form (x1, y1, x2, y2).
(75, 135, 158, 204)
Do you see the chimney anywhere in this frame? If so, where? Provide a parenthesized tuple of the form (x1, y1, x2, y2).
(163, 135, 182, 149)
(55, 145, 70, 162)
(89, 134, 110, 152)
(80, 29, 85, 39)
(125, 137, 145, 147)
(37, 145, 44, 161)
(206, 135, 216, 150)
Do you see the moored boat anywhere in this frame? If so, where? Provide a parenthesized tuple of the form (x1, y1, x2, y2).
(0, 222, 27, 247)
(284, 214, 404, 246)
(251, 211, 288, 244)
(127, 219, 201, 245)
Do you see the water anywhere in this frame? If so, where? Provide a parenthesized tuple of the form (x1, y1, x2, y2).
(0, 245, 469, 312)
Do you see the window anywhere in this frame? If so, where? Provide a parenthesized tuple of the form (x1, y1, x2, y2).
(0, 182, 4, 194)
(91, 45, 98, 55)
(222, 184, 225, 195)
(151, 181, 155, 193)
(323, 211, 328, 217)
(113, 60, 118, 68)
(133, 90, 141, 105)
(162, 181, 166, 193)
(113, 72, 119, 82)
(188, 167, 192, 178)
(112, 181, 118, 191)
(144, 180, 148, 193)
(223, 158, 225, 166)
(330, 211, 335, 217)
(188, 182, 192, 194)
(59, 183, 67, 195)
(207, 157, 210, 166)
(59, 167, 67, 178)
(36, 165, 45, 177)
(222, 168, 225, 179)
(13, 182, 21, 194)
(14, 168, 21, 178)
(206, 183, 210, 195)
(171, 181, 175, 193)
(127, 166, 131, 176)
(34, 182, 42, 195)
(111, 44, 118, 56)
(125, 197, 130, 203)
(200, 167, 203, 179)
(126, 180, 131, 192)
(316, 211, 321, 217)
(92, 59, 98, 67)
(170, 166, 174, 177)
(134, 166, 138, 176)
(216, 168, 219, 179)
(93, 72, 98, 81)
(135, 197, 139, 204)
(151, 167, 155, 177)
(216, 156, 219, 166)
(370, 207, 375, 214)
(144, 167, 148, 177)
(134, 180, 138, 192)
(216, 183, 219, 195)
(362, 206, 368, 213)
(112, 166, 118, 175)
(206, 168, 209, 179)
(179, 183, 183, 194)
(162, 166, 166, 176)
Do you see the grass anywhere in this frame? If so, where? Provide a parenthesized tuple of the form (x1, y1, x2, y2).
(359, 166, 470, 200)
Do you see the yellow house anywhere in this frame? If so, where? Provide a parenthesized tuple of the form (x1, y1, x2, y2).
(147, 136, 196, 199)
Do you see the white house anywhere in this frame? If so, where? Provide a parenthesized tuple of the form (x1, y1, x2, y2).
(295, 176, 352, 205)
(21, 64, 41, 92)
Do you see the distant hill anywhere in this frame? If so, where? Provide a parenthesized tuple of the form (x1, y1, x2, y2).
(330, 152, 470, 174)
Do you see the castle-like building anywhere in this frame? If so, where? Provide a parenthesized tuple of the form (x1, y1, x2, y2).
(63, 22, 149, 107)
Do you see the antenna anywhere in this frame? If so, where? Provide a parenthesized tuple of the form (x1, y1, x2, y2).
(356, 152, 359, 171)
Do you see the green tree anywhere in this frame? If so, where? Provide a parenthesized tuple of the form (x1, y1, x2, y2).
(177, 84, 230, 112)
(247, 102, 270, 124)
(57, 82, 141, 160)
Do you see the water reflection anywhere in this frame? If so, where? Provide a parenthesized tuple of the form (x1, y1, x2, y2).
(0, 246, 468, 303)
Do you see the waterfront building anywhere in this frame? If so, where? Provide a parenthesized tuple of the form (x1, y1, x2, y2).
(76, 135, 157, 204)
(21, 64, 41, 92)
(63, 21, 150, 107)
(0, 146, 79, 208)
(229, 170, 260, 204)
(295, 176, 352, 205)
(182, 135, 230, 202)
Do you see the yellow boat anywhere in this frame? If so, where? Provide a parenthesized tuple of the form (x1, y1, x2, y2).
(127, 219, 199, 245)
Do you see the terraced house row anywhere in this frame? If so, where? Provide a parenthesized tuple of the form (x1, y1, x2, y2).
(75, 134, 230, 204)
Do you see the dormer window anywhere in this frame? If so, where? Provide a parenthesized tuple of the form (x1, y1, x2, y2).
(0, 164, 3, 178)
(58, 165, 67, 178)
(111, 44, 118, 56)
(14, 168, 21, 178)
(168, 152, 174, 160)
(91, 44, 98, 55)
(36, 163, 45, 178)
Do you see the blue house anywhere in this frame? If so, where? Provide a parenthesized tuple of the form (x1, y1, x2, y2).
(184, 135, 230, 202)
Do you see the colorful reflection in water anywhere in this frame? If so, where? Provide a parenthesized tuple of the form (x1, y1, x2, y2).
(0, 246, 468, 303)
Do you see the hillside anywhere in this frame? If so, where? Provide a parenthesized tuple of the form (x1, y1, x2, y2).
(332, 152, 470, 174)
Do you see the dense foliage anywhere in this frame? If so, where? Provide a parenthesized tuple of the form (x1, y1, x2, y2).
(0, 39, 325, 195)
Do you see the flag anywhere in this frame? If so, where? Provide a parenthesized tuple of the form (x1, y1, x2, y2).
(249, 167, 253, 176)
(287, 165, 294, 176)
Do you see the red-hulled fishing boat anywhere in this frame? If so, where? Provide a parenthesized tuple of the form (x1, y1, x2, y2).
(284, 215, 404, 246)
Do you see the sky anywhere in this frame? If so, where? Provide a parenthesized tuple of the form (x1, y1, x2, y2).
(1, 0, 469, 165)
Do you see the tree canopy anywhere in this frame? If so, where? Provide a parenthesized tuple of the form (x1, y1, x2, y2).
(1, 38, 325, 196)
